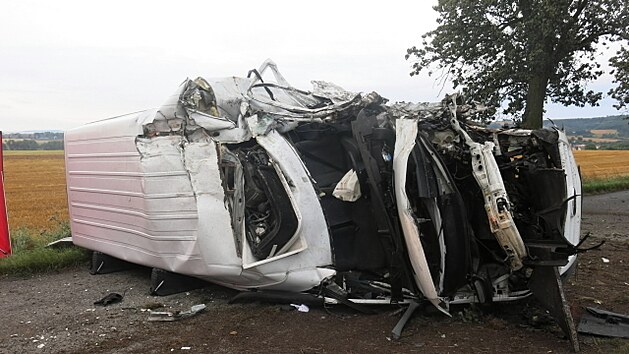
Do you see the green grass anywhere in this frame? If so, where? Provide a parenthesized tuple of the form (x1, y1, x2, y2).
(0, 221, 90, 277)
(582, 175, 629, 194)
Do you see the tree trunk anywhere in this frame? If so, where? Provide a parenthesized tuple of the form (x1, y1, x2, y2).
(522, 74, 549, 129)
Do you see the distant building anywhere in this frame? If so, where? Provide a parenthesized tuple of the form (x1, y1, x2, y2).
(572, 144, 586, 151)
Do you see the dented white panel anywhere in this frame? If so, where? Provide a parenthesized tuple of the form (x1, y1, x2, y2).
(66, 109, 334, 291)
(557, 130, 582, 274)
(66, 115, 204, 272)
(252, 131, 334, 275)
(557, 130, 581, 247)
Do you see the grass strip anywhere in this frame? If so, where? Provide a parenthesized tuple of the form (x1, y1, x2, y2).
(0, 221, 90, 277)
(582, 175, 629, 194)
(0, 247, 90, 276)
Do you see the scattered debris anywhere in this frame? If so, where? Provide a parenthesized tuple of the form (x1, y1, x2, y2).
(601, 257, 610, 263)
(94, 292, 125, 306)
(45, 237, 74, 249)
(148, 304, 206, 322)
(392, 301, 420, 340)
(290, 304, 310, 313)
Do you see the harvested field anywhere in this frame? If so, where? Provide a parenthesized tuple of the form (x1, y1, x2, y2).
(574, 150, 629, 179)
(581, 137, 619, 143)
(589, 129, 617, 136)
(2, 150, 68, 231)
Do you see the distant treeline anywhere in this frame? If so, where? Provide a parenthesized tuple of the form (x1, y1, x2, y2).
(4, 132, 64, 140)
(2, 139, 64, 150)
(574, 141, 629, 150)
(544, 115, 629, 137)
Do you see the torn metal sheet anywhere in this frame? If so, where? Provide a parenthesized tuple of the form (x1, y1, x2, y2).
(578, 307, 629, 339)
(529, 264, 579, 352)
(392, 301, 420, 340)
(65, 60, 583, 346)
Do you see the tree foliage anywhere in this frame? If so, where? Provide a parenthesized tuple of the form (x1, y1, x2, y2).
(609, 47, 629, 109)
(2, 140, 64, 150)
(407, 0, 629, 128)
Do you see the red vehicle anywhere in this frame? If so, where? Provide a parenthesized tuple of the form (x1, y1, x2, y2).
(0, 131, 11, 258)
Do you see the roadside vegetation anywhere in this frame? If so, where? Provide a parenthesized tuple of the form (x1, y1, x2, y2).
(2, 131, 64, 151)
(0, 221, 90, 276)
(1, 150, 85, 276)
(582, 175, 629, 194)
(407, 1, 629, 129)
(574, 150, 629, 193)
(2, 139, 63, 150)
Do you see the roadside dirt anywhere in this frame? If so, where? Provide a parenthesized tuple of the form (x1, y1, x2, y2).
(1, 191, 628, 354)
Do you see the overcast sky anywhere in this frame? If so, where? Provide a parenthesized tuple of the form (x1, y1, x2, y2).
(0, 1, 623, 132)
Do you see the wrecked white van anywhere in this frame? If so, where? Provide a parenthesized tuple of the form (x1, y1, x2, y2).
(65, 60, 582, 344)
